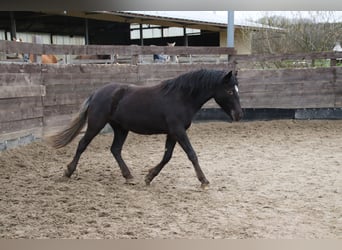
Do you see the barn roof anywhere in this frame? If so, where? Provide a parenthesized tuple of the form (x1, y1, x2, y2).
(62, 11, 283, 32)
(114, 11, 283, 31)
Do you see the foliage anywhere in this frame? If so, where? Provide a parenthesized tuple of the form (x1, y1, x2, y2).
(250, 11, 342, 54)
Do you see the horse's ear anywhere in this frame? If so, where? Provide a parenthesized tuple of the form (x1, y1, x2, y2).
(222, 71, 233, 83)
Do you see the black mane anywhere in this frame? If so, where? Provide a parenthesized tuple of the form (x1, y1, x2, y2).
(161, 69, 228, 96)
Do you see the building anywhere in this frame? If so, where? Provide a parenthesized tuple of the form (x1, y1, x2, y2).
(0, 11, 281, 54)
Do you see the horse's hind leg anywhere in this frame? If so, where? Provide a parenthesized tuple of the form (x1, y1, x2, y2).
(109, 124, 134, 182)
(145, 134, 176, 185)
(65, 122, 105, 177)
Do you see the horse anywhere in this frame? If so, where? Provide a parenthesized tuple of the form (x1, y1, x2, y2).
(29, 54, 58, 64)
(9, 38, 59, 64)
(46, 69, 243, 188)
(74, 55, 111, 60)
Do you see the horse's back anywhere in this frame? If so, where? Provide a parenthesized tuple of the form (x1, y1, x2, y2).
(29, 54, 58, 64)
(91, 82, 124, 106)
(111, 84, 193, 134)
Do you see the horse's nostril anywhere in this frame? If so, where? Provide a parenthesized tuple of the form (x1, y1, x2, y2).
(233, 111, 243, 121)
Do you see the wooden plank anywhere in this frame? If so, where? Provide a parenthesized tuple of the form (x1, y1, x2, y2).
(0, 96, 42, 110)
(44, 113, 75, 130)
(139, 46, 236, 56)
(238, 68, 336, 85)
(0, 63, 42, 74)
(232, 51, 342, 62)
(241, 94, 336, 109)
(0, 97, 43, 124)
(0, 105, 43, 123)
(240, 87, 336, 108)
(40, 63, 138, 76)
(43, 91, 92, 106)
(137, 63, 234, 83)
(44, 104, 81, 117)
(47, 72, 138, 86)
(89, 73, 138, 84)
(0, 127, 43, 142)
(0, 73, 42, 86)
(0, 85, 45, 98)
(0, 117, 43, 134)
(41, 73, 73, 85)
(237, 67, 338, 109)
(44, 82, 107, 97)
(0, 40, 237, 56)
(240, 81, 334, 95)
(42, 70, 135, 86)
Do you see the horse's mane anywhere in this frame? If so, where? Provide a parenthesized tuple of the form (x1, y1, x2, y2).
(160, 69, 227, 96)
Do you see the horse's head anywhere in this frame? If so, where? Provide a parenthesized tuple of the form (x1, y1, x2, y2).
(214, 71, 243, 121)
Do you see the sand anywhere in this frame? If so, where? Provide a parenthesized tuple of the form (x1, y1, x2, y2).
(0, 120, 341, 239)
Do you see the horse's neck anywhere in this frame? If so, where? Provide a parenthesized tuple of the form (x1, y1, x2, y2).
(187, 89, 215, 113)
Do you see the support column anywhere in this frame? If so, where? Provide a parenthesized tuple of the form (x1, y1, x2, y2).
(85, 18, 89, 45)
(183, 27, 188, 46)
(10, 11, 17, 40)
(139, 23, 144, 46)
(227, 11, 235, 48)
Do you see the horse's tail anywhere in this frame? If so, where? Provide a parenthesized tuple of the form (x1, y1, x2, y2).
(45, 95, 92, 149)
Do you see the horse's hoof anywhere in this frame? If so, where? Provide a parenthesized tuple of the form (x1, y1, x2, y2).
(63, 170, 71, 178)
(56, 175, 70, 183)
(200, 182, 210, 190)
(144, 178, 152, 186)
(144, 174, 152, 185)
(145, 180, 151, 186)
(125, 177, 136, 185)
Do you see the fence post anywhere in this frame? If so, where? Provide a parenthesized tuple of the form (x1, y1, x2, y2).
(111, 54, 118, 64)
(32, 35, 42, 63)
(131, 54, 139, 65)
(227, 51, 237, 71)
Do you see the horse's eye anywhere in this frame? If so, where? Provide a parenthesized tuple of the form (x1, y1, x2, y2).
(227, 90, 234, 95)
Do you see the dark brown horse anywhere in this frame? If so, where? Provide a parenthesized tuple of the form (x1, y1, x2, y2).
(47, 69, 243, 187)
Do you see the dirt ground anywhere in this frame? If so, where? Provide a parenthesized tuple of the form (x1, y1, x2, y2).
(0, 120, 341, 239)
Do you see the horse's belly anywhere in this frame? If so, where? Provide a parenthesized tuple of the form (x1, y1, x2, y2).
(113, 92, 174, 134)
(114, 111, 168, 134)
(122, 119, 168, 135)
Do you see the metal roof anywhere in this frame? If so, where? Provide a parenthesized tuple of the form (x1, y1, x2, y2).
(106, 11, 283, 31)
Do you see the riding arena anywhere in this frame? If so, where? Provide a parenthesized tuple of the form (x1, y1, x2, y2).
(0, 39, 341, 239)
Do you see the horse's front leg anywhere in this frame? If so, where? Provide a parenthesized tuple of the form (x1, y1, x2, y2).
(175, 130, 210, 188)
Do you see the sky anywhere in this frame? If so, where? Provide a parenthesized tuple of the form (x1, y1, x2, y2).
(233, 11, 342, 23)
(125, 11, 342, 28)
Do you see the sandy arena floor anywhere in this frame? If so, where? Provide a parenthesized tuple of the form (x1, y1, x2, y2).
(0, 120, 341, 239)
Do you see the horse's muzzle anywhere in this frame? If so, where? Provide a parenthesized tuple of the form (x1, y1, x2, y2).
(230, 110, 243, 122)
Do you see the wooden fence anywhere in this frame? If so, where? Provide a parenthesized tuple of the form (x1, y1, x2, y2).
(0, 40, 237, 64)
(0, 40, 341, 150)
